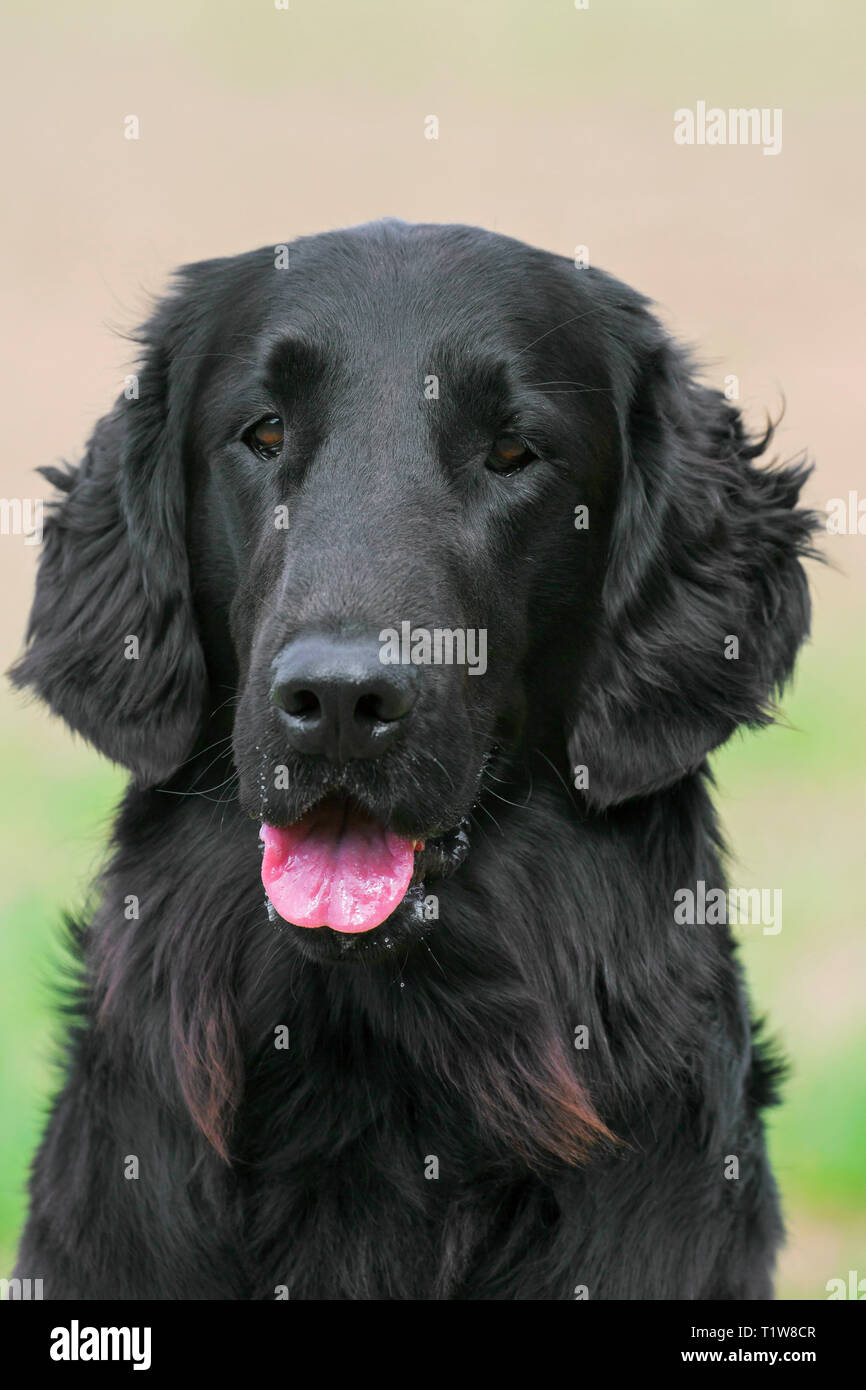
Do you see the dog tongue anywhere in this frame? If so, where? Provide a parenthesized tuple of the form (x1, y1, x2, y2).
(260, 802, 418, 933)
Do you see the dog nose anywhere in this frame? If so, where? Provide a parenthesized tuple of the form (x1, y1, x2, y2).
(271, 634, 420, 761)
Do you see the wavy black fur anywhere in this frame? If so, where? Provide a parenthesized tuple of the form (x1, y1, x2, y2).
(11, 221, 819, 1299)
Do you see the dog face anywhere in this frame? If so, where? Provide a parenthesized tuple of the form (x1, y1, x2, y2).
(12, 220, 817, 958)
(189, 226, 619, 944)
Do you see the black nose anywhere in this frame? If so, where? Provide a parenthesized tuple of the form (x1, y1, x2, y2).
(271, 634, 420, 762)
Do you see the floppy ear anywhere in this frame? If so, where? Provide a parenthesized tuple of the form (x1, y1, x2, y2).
(10, 293, 208, 786)
(569, 300, 820, 808)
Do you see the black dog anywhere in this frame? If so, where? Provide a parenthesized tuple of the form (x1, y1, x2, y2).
(12, 220, 817, 1299)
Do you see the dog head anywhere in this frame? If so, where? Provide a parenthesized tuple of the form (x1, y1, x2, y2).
(12, 220, 818, 960)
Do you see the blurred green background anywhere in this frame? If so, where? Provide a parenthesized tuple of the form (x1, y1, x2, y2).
(1, 0, 863, 1297)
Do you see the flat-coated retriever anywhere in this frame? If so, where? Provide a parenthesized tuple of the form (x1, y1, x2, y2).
(12, 220, 817, 1300)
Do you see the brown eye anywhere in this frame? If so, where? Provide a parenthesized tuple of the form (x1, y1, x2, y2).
(486, 434, 535, 474)
(245, 415, 284, 459)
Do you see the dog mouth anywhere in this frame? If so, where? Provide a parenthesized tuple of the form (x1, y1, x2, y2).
(260, 795, 470, 934)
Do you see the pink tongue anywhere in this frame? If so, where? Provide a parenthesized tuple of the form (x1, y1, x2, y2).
(260, 801, 418, 933)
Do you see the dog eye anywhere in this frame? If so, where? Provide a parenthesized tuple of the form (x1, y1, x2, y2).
(244, 415, 284, 459)
(486, 435, 535, 475)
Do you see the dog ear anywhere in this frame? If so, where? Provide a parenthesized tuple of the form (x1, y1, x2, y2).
(10, 288, 209, 786)
(569, 300, 820, 809)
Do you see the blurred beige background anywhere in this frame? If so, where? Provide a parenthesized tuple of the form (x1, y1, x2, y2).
(1, 0, 864, 1297)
